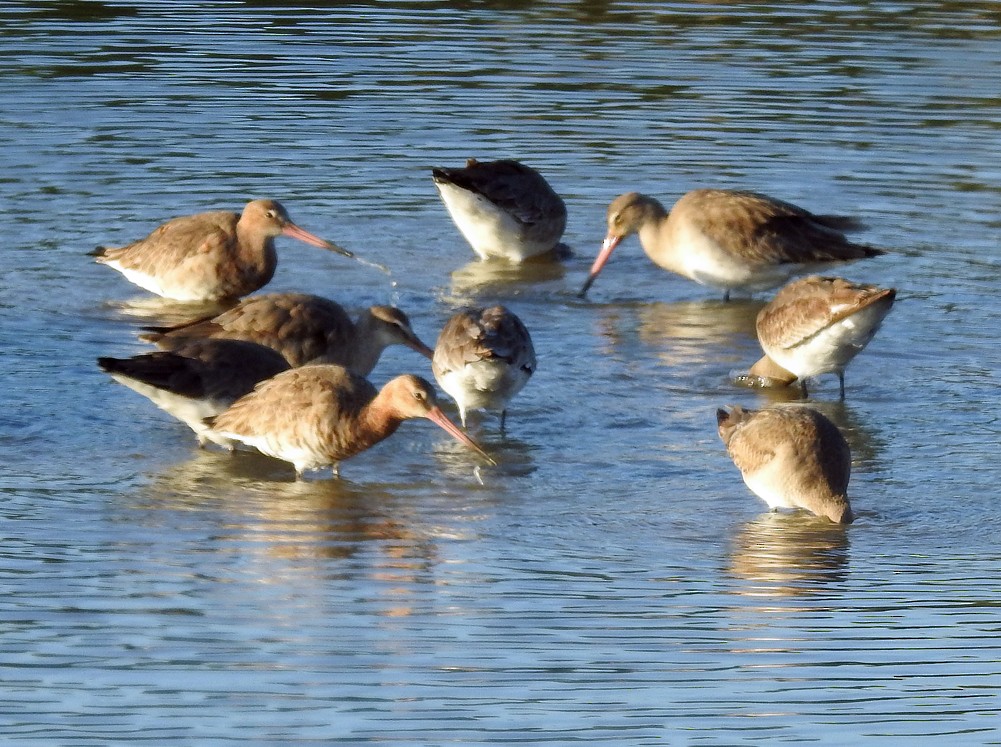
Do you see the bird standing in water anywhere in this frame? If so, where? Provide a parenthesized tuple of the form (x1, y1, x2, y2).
(97, 338, 291, 447)
(432, 305, 536, 430)
(580, 190, 883, 300)
(717, 404, 854, 524)
(748, 275, 896, 398)
(92, 199, 352, 302)
(432, 158, 568, 262)
(204, 364, 494, 478)
(140, 292, 433, 373)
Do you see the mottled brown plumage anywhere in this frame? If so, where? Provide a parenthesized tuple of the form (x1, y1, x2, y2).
(205, 364, 493, 477)
(432, 158, 567, 262)
(140, 292, 433, 372)
(432, 306, 536, 428)
(92, 199, 351, 302)
(749, 275, 896, 397)
(98, 338, 290, 447)
(717, 404, 853, 524)
(581, 190, 882, 300)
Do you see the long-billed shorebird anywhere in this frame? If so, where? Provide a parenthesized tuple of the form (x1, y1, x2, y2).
(580, 190, 883, 300)
(717, 404, 854, 524)
(92, 199, 352, 302)
(432, 158, 568, 262)
(204, 364, 494, 478)
(432, 305, 536, 430)
(748, 275, 896, 398)
(98, 338, 291, 447)
(139, 292, 433, 373)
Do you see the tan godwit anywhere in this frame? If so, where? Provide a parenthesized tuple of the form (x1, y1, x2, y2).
(717, 404, 854, 524)
(432, 158, 568, 262)
(432, 305, 536, 430)
(98, 338, 290, 447)
(580, 190, 883, 300)
(204, 364, 494, 478)
(748, 275, 896, 398)
(139, 292, 433, 373)
(92, 199, 352, 302)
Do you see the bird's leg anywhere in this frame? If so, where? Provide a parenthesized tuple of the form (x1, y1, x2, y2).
(500, 409, 508, 435)
(838, 372, 846, 400)
(723, 289, 731, 303)
(800, 379, 809, 399)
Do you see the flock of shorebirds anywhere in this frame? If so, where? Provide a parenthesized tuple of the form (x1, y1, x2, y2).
(94, 158, 895, 525)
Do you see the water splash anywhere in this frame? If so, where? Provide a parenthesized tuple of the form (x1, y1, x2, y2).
(352, 256, 399, 305)
(353, 255, 391, 277)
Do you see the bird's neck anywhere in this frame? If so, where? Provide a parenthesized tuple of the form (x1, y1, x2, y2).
(235, 223, 279, 279)
(638, 204, 691, 276)
(357, 399, 404, 448)
(348, 313, 390, 377)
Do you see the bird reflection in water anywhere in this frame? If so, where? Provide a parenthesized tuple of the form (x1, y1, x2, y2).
(592, 299, 764, 373)
(128, 448, 465, 618)
(104, 295, 234, 327)
(726, 512, 850, 598)
(133, 448, 440, 563)
(133, 451, 455, 621)
(431, 428, 537, 481)
(446, 256, 567, 303)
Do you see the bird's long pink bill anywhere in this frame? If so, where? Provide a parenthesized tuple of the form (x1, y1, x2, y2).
(282, 224, 354, 258)
(578, 235, 621, 297)
(425, 406, 496, 466)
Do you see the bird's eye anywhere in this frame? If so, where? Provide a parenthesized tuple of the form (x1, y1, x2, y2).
(266, 210, 278, 219)
(413, 390, 426, 402)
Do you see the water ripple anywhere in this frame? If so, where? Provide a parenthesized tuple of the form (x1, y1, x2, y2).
(2, 1, 1001, 742)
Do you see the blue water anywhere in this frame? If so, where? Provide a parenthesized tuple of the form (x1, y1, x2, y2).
(3, 1, 1001, 743)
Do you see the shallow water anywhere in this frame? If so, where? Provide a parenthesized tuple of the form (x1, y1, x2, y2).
(3, 1, 1001, 743)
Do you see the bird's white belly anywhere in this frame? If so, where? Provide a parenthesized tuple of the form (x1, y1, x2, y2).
(439, 360, 530, 413)
(742, 457, 798, 511)
(435, 183, 547, 262)
(771, 305, 888, 378)
(687, 233, 790, 291)
(112, 261, 213, 302)
(652, 223, 787, 291)
(111, 262, 170, 298)
(110, 374, 230, 444)
(216, 429, 319, 471)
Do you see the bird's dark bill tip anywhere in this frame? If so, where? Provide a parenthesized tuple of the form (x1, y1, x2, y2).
(327, 241, 354, 258)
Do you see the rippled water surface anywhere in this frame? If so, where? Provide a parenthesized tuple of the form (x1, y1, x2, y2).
(4, 1, 1001, 743)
